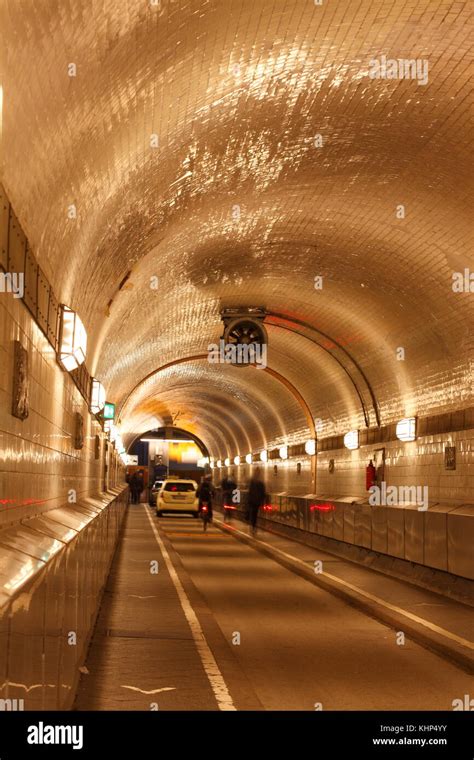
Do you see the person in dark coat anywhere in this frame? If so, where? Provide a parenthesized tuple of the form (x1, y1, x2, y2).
(247, 468, 266, 535)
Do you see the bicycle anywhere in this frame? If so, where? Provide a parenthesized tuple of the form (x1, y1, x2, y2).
(200, 503, 211, 532)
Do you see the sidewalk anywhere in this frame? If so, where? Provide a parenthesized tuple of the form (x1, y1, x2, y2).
(74, 506, 262, 710)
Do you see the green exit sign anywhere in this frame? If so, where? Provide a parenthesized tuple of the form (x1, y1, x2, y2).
(103, 402, 115, 420)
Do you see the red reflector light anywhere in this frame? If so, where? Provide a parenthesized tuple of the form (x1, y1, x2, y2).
(224, 505, 237, 510)
(310, 503, 335, 512)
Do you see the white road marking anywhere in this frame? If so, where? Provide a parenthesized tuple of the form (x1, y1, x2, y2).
(217, 520, 474, 652)
(128, 594, 156, 599)
(121, 685, 176, 694)
(144, 507, 237, 711)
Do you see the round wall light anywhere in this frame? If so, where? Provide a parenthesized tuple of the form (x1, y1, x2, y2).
(234, 455, 241, 465)
(396, 417, 417, 442)
(279, 445, 288, 459)
(224, 457, 230, 467)
(216, 459, 222, 468)
(343, 430, 359, 450)
(305, 439, 316, 456)
(260, 450, 268, 462)
(245, 453, 252, 464)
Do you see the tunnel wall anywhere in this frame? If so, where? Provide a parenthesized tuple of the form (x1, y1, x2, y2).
(0, 287, 124, 529)
(220, 491, 474, 585)
(0, 487, 128, 710)
(217, 425, 474, 503)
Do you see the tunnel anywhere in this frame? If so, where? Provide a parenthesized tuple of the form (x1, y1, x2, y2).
(0, 0, 473, 744)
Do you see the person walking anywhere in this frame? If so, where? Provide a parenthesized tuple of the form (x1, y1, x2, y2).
(247, 467, 266, 536)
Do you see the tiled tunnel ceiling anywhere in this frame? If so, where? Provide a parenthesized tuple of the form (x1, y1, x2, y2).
(2, 0, 472, 457)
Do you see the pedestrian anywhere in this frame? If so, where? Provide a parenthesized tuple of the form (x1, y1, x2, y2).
(129, 471, 139, 504)
(247, 467, 266, 536)
(135, 470, 145, 504)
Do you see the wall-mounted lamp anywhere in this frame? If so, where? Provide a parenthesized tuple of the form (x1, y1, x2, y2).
(343, 430, 359, 450)
(59, 305, 87, 371)
(216, 459, 222, 468)
(396, 417, 417, 442)
(245, 453, 252, 464)
(305, 439, 316, 456)
(90, 379, 106, 414)
(260, 450, 268, 462)
(279, 445, 288, 459)
(234, 456, 241, 465)
(224, 457, 230, 466)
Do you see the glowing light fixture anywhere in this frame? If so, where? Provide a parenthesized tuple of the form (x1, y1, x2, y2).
(210, 461, 215, 469)
(103, 402, 116, 421)
(216, 459, 222, 468)
(224, 457, 230, 467)
(305, 439, 316, 456)
(90, 379, 106, 414)
(279, 445, 288, 459)
(245, 453, 252, 464)
(59, 305, 87, 371)
(260, 450, 268, 462)
(234, 456, 241, 465)
(396, 417, 417, 442)
(343, 430, 359, 450)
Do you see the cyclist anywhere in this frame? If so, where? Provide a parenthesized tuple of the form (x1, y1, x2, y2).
(197, 475, 216, 527)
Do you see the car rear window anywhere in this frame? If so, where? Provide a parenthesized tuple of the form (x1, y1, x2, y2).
(164, 482, 195, 492)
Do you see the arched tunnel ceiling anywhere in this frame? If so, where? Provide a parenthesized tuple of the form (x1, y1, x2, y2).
(2, 0, 472, 455)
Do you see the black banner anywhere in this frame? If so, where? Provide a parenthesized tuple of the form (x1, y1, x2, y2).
(0, 711, 472, 757)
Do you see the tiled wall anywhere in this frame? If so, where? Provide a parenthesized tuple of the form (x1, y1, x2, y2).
(0, 293, 122, 528)
(217, 428, 474, 504)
